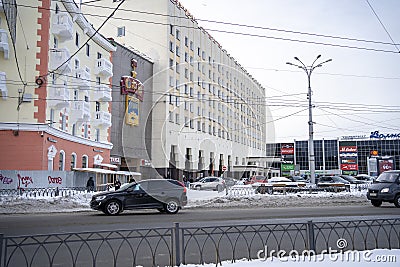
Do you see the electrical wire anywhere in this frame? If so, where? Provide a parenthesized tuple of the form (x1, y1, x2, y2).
(366, 0, 400, 52)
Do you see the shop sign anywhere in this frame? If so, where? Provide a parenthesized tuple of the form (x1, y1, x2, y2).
(281, 143, 294, 155)
(341, 164, 358, 171)
(339, 146, 357, 152)
(281, 164, 295, 171)
(370, 130, 400, 140)
(110, 156, 121, 165)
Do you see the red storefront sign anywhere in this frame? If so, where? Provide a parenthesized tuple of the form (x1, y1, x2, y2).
(339, 146, 357, 153)
(379, 160, 393, 173)
(281, 143, 294, 155)
(341, 164, 358, 171)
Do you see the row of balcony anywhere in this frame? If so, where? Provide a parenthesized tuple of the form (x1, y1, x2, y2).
(48, 83, 111, 109)
(0, 28, 9, 60)
(49, 48, 113, 78)
(0, 72, 7, 99)
(68, 101, 111, 128)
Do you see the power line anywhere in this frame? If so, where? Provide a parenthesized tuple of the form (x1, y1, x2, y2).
(79, 1, 400, 47)
(366, 0, 400, 52)
(14, 2, 400, 55)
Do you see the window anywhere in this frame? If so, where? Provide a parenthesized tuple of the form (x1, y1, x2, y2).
(190, 41, 193, 50)
(97, 52, 102, 59)
(184, 36, 188, 47)
(85, 44, 90, 56)
(75, 33, 79, 47)
(49, 109, 54, 127)
(169, 41, 174, 52)
(95, 101, 100, 112)
(169, 58, 174, 69)
(59, 151, 65, 171)
(184, 52, 188, 62)
(70, 153, 76, 170)
(169, 24, 174, 35)
(176, 29, 180, 40)
(72, 123, 76, 136)
(176, 45, 180, 56)
(61, 114, 66, 130)
(74, 59, 80, 69)
(82, 155, 88, 168)
(84, 123, 88, 138)
(175, 113, 179, 124)
(53, 37, 58, 49)
(117, 26, 125, 37)
(95, 128, 100, 141)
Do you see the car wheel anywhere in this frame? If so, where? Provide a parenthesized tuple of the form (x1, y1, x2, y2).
(104, 200, 122, 215)
(394, 195, 400, 208)
(371, 200, 382, 207)
(164, 199, 179, 214)
(195, 185, 201, 190)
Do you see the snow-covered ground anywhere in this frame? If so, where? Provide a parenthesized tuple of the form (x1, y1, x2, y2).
(0, 185, 370, 214)
(182, 249, 400, 266)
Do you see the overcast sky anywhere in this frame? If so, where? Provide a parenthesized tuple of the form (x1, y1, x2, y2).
(177, 0, 400, 143)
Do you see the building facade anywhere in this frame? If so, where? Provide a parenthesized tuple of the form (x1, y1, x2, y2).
(82, 0, 267, 180)
(266, 131, 400, 176)
(0, 1, 115, 171)
(108, 40, 156, 178)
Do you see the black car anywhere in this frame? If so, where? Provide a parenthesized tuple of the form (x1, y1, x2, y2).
(339, 175, 367, 184)
(367, 170, 400, 208)
(90, 179, 188, 215)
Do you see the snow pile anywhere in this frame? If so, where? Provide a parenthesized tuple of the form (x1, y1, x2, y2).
(181, 249, 400, 266)
(0, 186, 369, 214)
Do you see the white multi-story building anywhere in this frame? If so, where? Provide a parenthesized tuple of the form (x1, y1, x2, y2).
(83, 0, 266, 179)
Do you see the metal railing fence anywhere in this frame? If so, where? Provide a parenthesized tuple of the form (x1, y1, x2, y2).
(1, 218, 399, 267)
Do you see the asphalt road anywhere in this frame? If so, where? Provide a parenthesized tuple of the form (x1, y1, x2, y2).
(1, 204, 400, 236)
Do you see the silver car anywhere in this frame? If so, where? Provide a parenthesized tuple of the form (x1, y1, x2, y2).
(190, 176, 225, 191)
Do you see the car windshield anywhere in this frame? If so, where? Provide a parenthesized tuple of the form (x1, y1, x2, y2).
(376, 172, 399, 183)
(118, 182, 135, 191)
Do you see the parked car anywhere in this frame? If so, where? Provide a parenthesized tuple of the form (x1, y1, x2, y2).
(287, 175, 308, 183)
(317, 176, 350, 187)
(90, 179, 187, 215)
(190, 176, 225, 191)
(244, 175, 267, 185)
(339, 175, 368, 184)
(367, 170, 400, 208)
(355, 174, 375, 183)
(222, 177, 238, 187)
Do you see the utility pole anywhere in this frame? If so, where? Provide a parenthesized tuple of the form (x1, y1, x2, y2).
(286, 55, 332, 184)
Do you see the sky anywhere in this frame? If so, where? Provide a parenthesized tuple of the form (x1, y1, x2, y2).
(177, 0, 400, 143)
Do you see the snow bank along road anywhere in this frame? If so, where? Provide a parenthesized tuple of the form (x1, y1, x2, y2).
(0, 186, 393, 214)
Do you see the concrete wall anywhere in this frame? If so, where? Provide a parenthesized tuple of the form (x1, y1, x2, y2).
(0, 170, 78, 189)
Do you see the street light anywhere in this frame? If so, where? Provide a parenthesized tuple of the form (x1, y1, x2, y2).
(286, 55, 332, 184)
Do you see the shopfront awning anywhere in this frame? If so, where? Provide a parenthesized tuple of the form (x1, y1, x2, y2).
(98, 163, 119, 169)
(115, 171, 142, 176)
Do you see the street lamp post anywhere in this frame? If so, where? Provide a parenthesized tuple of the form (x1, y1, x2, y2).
(286, 55, 332, 184)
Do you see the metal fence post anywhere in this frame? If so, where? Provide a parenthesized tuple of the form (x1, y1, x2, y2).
(307, 220, 316, 252)
(174, 222, 181, 267)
